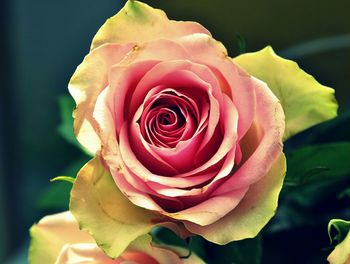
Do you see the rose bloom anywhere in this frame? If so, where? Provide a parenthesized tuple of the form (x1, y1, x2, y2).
(69, 0, 286, 245)
(29, 212, 203, 264)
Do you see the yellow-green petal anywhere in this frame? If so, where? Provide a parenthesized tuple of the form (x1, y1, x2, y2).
(234, 46, 338, 140)
(28, 211, 94, 264)
(328, 231, 350, 264)
(90, 0, 210, 50)
(69, 157, 163, 258)
(69, 44, 133, 154)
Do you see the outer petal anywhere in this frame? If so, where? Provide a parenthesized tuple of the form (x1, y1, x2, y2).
(212, 77, 284, 193)
(55, 243, 116, 264)
(55, 235, 205, 264)
(28, 211, 94, 264)
(176, 33, 256, 140)
(70, 157, 166, 258)
(234, 46, 338, 140)
(91, 0, 210, 50)
(184, 153, 286, 244)
(68, 44, 133, 153)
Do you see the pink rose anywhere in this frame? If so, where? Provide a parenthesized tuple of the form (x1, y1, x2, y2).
(29, 212, 204, 264)
(70, 0, 287, 249)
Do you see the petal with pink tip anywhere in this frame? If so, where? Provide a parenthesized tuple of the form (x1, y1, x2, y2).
(177, 33, 256, 139)
(184, 153, 286, 244)
(69, 43, 133, 154)
(213, 78, 284, 194)
(70, 157, 168, 258)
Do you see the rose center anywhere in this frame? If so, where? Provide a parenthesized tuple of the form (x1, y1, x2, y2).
(157, 106, 184, 126)
(159, 112, 173, 125)
(139, 91, 197, 148)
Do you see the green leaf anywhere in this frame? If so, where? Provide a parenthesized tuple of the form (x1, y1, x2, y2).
(279, 34, 350, 60)
(328, 219, 350, 244)
(289, 110, 350, 146)
(50, 176, 75, 184)
(152, 229, 262, 264)
(57, 95, 78, 146)
(70, 157, 165, 258)
(152, 227, 188, 248)
(268, 143, 350, 234)
(236, 33, 247, 54)
(152, 228, 207, 261)
(37, 156, 88, 210)
(206, 236, 262, 264)
(339, 188, 350, 199)
(57, 95, 93, 156)
(37, 182, 71, 210)
(190, 236, 207, 262)
(284, 142, 350, 187)
(234, 46, 338, 140)
(327, 219, 350, 264)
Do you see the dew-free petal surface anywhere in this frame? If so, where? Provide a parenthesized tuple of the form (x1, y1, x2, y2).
(70, 157, 164, 258)
(234, 46, 338, 140)
(184, 153, 286, 244)
(91, 0, 210, 50)
(29, 212, 94, 264)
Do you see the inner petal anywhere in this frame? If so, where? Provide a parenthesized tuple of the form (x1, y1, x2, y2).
(121, 60, 227, 176)
(139, 90, 198, 149)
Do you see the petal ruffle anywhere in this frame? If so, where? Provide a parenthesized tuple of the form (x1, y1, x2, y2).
(184, 153, 286, 244)
(91, 0, 211, 50)
(234, 46, 338, 140)
(69, 43, 133, 153)
(70, 157, 177, 258)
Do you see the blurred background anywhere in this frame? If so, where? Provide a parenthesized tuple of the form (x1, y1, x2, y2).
(1, 0, 350, 263)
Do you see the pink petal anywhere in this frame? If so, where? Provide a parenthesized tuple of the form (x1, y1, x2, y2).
(69, 43, 133, 153)
(178, 94, 238, 177)
(177, 33, 257, 140)
(166, 187, 249, 226)
(112, 165, 184, 213)
(108, 60, 161, 135)
(183, 154, 286, 244)
(213, 78, 285, 194)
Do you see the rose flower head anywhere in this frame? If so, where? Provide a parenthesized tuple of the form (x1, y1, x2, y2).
(68, 0, 337, 258)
